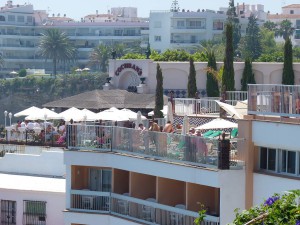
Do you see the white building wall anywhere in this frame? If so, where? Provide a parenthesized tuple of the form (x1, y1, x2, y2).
(219, 170, 246, 225)
(0, 149, 65, 177)
(0, 189, 65, 225)
(108, 60, 300, 93)
(64, 151, 246, 225)
(253, 173, 300, 205)
(64, 211, 142, 225)
(149, 11, 171, 52)
(252, 121, 300, 151)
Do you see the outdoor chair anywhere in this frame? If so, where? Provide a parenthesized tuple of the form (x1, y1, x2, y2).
(231, 128, 238, 138)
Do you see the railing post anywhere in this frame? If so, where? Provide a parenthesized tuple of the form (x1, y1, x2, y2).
(218, 135, 230, 170)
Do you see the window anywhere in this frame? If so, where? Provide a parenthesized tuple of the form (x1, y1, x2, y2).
(188, 20, 203, 29)
(176, 20, 184, 28)
(260, 147, 276, 171)
(213, 20, 224, 30)
(23, 200, 46, 225)
(281, 150, 296, 174)
(154, 36, 161, 42)
(17, 16, 24, 22)
(114, 29, 123, 36)
(290, 10, 294, 14)
(89, 168, 112, 192)
(0, 15, 5, 21)
(1, 200, 16, 225)
(27, 16, 33, 23)
(8, 15, 15, 22)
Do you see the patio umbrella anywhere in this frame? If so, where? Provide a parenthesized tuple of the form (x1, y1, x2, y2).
(81, 108, 98, 121)
(166, 102, 174, 124)
(14, 106, 41, 117)
(234, 101, 247, 117)
(121, 108, 146, 121)
(195, 118, 237, 130)
(135, 111, 142, 129)
(10, 70, 18, 75)
(25, 108, 63, 120)
(97, 107, 129, 121)
(181, 115, 189, 135)
(215, 100, 243, 119)
(75, 68, 82, 72)
(148, 105, 168, 116)
(58, 107, 87, 122)
(82, 68, 90, 71)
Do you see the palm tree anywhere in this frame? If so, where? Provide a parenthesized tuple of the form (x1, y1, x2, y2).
(38, 29, 76, 76)
(89, 44, 111, 72)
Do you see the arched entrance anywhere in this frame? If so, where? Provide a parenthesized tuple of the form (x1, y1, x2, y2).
(118, 71, 140, 92)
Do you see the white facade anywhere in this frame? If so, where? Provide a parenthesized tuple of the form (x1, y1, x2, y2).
(0, 145, 66, 225)
(108, 59, 300, 95)
(267, 4, 300, 46)
(0, 1, 149, 75)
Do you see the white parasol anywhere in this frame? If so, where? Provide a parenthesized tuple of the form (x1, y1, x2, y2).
(181, 115, 189, 135)
(14, 106, 41, 117)
(121, 108, 146, 121)
(81, 108, 98, 121)
(25, 108, 63, 120)
(215, 100, 243, 119)
(195, 118, 237, 130)
(97, 107, 129, 121)
(166, 102, 174, 124)
(148, 105, 168, 116)
(59, 107, 86, 122)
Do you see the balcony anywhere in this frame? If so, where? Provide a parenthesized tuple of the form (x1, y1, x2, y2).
(69, 190, 219, 225)
(248, 84, 300, 118)
(66, 125, 244, 170)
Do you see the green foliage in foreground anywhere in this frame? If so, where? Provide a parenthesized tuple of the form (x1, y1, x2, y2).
(230, 190, 300, 225)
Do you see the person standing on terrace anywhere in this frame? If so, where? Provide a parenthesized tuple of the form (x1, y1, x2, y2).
(163, 121, 174, 133)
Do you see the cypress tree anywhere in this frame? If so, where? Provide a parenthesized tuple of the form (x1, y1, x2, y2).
(244, 14, 262, 60)
(206, 51, 219, 97)
(241, 58, 256, 91)
(154, 63, 164, 118)
(222, 23, 235, 92)
(282, 37, 294, 85)
(187, 57, 197, 98)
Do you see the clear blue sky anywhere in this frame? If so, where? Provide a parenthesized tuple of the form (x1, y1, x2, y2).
(20, 0, 300, 20)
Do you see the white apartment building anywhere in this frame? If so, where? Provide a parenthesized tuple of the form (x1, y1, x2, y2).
(149, 4, 266, 53)
(0, 144, 66, 225)
(267, 4, 300, 46)
(0, 1, 149, 75)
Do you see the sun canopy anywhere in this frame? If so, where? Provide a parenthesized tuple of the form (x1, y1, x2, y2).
(121, 108, 146, 120)
(25, 108, 63, 120)
(97, 107, 129, 121)
(14, 106, 41, 117)
(195, 118, 237, 130)
(148, 105, 168, 116)
(58, 107, 96, 122)
(216, 101, 243, 119)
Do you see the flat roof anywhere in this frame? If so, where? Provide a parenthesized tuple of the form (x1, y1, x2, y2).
(0, 173, 65, 193)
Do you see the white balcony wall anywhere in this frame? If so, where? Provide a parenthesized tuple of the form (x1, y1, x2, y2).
(252, 121, 300, 151)
(0, 147, 65, 176)
(253, 173, 300, 205)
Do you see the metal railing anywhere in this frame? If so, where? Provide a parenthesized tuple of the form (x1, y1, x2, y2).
(226, 91, 248, 101)
(2, 128, 66, 148)
(67, 125, 244, 169)
(70, 190, 220, 225)
(248, 84, 300, 117)
(174, 98, 220, 116)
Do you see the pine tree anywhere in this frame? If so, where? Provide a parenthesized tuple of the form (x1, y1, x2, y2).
(154, 63, 164, 118)
(206, 50, 219, 97)
(282, 38, 294, 85)
(241, 58, 256, 91)
(187, 57, 197, 98)
(222, 23, 235, 92)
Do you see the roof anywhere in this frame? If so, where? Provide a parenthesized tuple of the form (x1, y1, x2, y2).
(0, 173, 65, 193)
(282, 4, 300, 8)
(267, 14, 300, 19)
(43, 89, 168, 110)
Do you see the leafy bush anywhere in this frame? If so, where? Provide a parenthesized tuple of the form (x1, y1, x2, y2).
(230, 190, 300, 225)
(18, 69, 27, 77)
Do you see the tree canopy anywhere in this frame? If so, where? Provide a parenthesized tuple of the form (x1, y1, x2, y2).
(282, 38, 294, 85)
(154, 63, 164, 118)
(38, 28, 76, 76)
(244, 14, 262, 60)
(187, 57, 197, 98)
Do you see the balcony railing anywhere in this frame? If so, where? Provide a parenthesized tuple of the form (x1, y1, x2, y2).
(70, 190, 219, 225)
(248, 84, 300, 117)
(66, 125, 244, 169)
